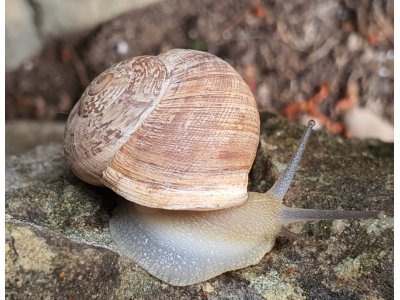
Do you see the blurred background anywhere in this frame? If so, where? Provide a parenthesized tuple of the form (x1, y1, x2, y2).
(5, 0, 394, 157)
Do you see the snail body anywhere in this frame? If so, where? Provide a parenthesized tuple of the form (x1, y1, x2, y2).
(110, 192, 281, 286)
(64, 49, 386, 286)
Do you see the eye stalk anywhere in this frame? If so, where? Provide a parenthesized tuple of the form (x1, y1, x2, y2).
(267, 119, 386, 226)
(278, 208, 387, 225)
(268, 120, 315, 201)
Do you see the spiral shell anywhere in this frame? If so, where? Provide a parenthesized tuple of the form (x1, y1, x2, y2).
(64, 49, 259, 210)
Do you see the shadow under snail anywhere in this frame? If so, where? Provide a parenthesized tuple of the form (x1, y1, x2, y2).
(64, 49, 386, 286)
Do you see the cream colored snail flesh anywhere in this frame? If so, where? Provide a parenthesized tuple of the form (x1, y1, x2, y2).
(64, 49, 386, 286)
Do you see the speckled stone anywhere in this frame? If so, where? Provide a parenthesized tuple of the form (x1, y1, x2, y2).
(5, 113, 393, 299)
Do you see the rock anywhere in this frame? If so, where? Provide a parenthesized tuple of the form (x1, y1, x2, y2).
(344, 107, 394, 142)
(5, 114, 393, 299)
(5, 120, 65, 157)
(5, 0, 42, 72)
(347, 33, 364, 53)
(5, 0, 165, 71)
(34, 0, 165, 37)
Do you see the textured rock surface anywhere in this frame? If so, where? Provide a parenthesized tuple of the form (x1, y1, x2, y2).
(5, 114, 393, 299)
(5, 120, 65, 157)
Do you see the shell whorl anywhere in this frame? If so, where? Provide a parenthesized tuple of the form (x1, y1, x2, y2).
(79, 69, 126, 118)
(64, 49, 260, 209)
(64, 56, 172, 185)
(88, 73, 114, 96)
(78, 57, 172, 118)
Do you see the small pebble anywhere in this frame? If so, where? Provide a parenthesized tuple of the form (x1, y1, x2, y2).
(347, 33, 363, 52)
(378, 67, 390, 78)
(116, 41, 129, 55)
(222, 30, 232, 40)
(203, 282, 215, 294)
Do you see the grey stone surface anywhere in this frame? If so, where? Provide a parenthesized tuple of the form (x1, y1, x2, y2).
(5, 0, 42, 71)
(5, 120, 65, 157)
(35, 0, 164, 37)
(5, 0, 165, 71)
(5, 114, 393, 299)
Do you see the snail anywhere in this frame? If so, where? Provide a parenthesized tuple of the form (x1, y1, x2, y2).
(64, 49, 386, 286)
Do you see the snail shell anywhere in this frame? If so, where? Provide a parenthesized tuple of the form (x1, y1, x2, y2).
(64, 49, 260, 210)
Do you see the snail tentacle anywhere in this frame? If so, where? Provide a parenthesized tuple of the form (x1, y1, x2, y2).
(277, 207, 386, 225)
(268, 120, 315, 201)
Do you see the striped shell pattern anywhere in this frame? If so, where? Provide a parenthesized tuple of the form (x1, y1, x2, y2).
(64, 49, 260, 210)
